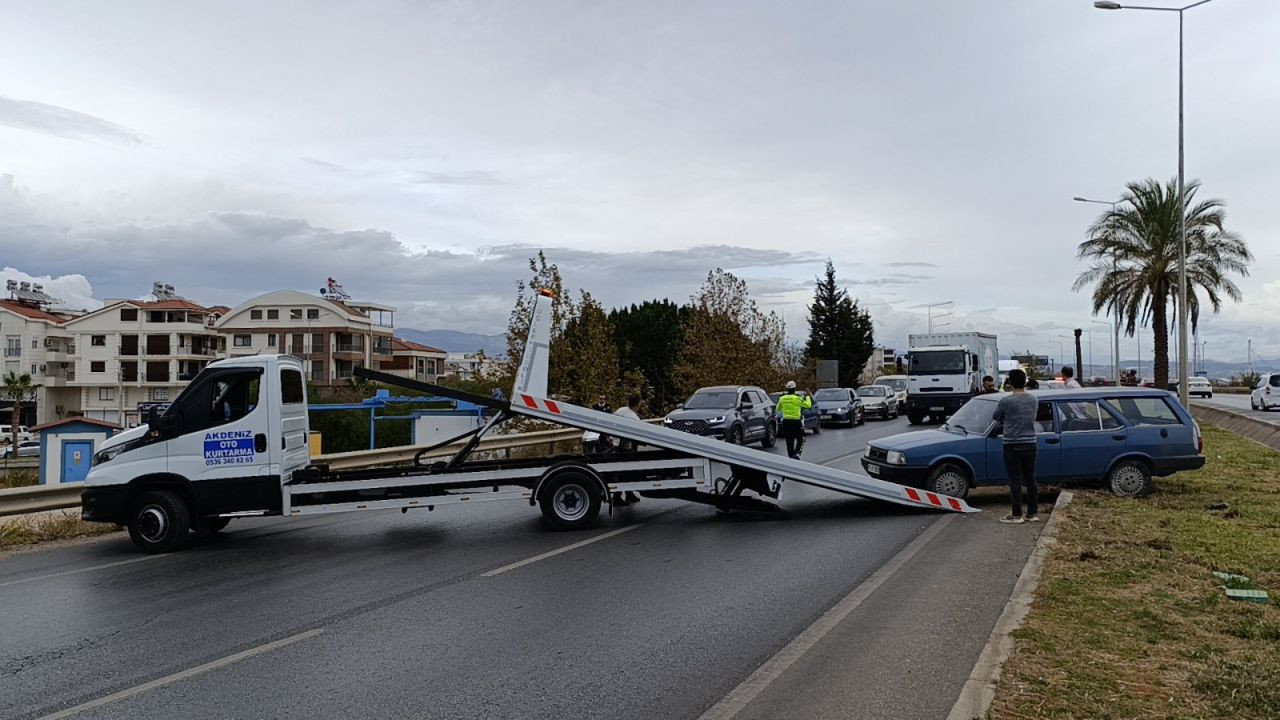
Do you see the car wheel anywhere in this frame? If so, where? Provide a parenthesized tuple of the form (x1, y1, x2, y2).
(728, 425, 744, 445)
(926, 463, 970, 499)
(812, 422, 821, 435)
(907, 411, 924, 426)
(857, 411, 865, 426)
(1252, 397, 1260, 410)
(760, 421, 777, 449)
(1106, 459, 1153, 497)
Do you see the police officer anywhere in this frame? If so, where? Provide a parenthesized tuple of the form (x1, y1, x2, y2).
(776, 381, 813, 459)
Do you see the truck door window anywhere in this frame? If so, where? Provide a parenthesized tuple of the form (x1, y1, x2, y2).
(169, 369, 263, 436)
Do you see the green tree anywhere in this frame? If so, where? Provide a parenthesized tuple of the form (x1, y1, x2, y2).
(804, 260, 875, 388)
(3, 371, 38, 448)
(558, 292, 628, 404)
(1074, 178, 1250, 388)
(610, 299, 689, 412)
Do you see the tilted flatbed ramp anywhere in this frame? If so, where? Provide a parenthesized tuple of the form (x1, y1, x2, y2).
(505, 289, 975, 514)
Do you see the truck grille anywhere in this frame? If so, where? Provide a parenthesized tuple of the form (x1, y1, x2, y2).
(669, 419, 710, 435)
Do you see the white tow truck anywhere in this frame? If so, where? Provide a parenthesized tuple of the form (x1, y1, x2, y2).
(83, 291, 974, 553)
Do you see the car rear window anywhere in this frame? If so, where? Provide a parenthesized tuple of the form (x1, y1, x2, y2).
(1107, 397, 1182, 426)
(1271, 375, 1280, 388)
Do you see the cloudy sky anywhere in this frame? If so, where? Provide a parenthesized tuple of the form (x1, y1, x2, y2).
(1, 0, 1276, 368)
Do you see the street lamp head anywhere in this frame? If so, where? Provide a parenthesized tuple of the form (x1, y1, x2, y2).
(1072, 196, 1088, 201)
(1094, 1, 1123, 8)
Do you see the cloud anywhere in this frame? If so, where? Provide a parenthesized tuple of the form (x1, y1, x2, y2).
(0, 96, 144, 145)
(411, 171, 507, 186)
(0, 267, 101, 312)
(883, 262, 939, 268)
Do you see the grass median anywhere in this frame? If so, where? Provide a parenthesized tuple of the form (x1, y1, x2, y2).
(991, 425, 1280, 719)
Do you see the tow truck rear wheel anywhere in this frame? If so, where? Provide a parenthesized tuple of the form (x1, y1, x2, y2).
(907, 410, 925, 426)
(540, 471, 602, 531)
(127, 490, 191, 553)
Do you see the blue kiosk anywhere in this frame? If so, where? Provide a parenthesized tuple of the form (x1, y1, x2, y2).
(31, 417, 122, 485)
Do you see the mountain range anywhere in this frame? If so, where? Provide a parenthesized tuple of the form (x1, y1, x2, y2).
(397, 328, 507, 358)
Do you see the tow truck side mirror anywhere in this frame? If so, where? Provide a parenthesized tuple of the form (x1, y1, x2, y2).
(152, 413, 181, 437)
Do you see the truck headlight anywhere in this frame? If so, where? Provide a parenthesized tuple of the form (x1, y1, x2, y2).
(93, 445, 126, 465)
(886, 450, 907, 465)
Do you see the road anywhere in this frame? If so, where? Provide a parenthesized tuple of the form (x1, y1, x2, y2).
(1, 417, 1047, 720)
(1192, 391, 1280, 425)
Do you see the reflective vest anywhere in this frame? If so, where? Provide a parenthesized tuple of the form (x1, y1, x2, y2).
(776, 392, 812, 420)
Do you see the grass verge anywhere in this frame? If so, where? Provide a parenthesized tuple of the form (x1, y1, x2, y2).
(990, 425, 1280, 719)
(0, 509, 120, 550)
(0, 468, 39, 489)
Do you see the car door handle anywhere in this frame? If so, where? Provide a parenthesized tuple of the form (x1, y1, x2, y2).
(1112, 434, 1127, 441)
(255, 433, 267, 453)
(1044, 438, 1060, 445)
(1160, 429, 1168, 438)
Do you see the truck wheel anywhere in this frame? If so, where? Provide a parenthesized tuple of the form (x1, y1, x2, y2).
(1107, 460, 1152, 497)
(193, 517, 231, 537)
(907, 411, 924, 426)
(127, 490, 191, 553)
(926, 464, 970, 499)
(760, 421, 777, 449)
(539, 471, 602, 531)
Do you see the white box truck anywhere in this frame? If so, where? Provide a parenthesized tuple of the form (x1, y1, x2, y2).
(905, 332, 998, 425)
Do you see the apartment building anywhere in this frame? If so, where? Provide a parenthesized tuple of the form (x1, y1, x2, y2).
(216, 290, 396, 385)
(444, 352, 497, 381)
(383, 338, 447, 383)
(0, 285, 78, 426)
(63, 292, 225, 426)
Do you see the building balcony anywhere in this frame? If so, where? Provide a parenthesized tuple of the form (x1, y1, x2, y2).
(333, 344, 365, 356)
(45, 349, 69, 362)
(43, 371, 75, 387)
(3, 348, 20, 358)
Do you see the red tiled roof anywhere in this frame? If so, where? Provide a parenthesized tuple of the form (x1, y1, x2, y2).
(392, 337, 446, 354)
(0, 299, 67, 324)
(131, 299, 210, 311)
(31, 417, 123, 432)
(207, 305, 232, 314)
(331, 301, 369, 318)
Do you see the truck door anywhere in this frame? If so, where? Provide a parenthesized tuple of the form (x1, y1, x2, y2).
(162, 365, 276, 515)
(273, 364, 310, 478)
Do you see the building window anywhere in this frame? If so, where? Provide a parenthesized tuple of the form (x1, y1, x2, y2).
(290, 309, 303, 320)
(233, 335, 252, 348)
(149, 311, 166, 323)
(268, 334, 277, 347)
(99, 387, 115, 401)
(312, 333, 324, 353)
(267, 309, 279, 320)
(307, 309, 319, 320)
(4, 336, 19, 357)
(31, 364, 38, 376)
(151, 388, 168, 401)
(250, 309, 263, 320)
(91, 335, 107, 346)
(120, 307, 138, 321)
(91, 361, 106, 373)
(31, 338, 38, 349)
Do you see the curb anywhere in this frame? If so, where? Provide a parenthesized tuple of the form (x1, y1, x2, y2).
(1189, 404, 1280, 453)
(945, 489, 1074, 720)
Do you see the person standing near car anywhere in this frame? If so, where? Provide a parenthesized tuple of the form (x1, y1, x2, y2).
(1061, 366, 1082, 389)
(979, 375, 999, 395)
(611, 395, 643, 504)
(993, 369, 1039, 524)
(776, 381, 812, 459)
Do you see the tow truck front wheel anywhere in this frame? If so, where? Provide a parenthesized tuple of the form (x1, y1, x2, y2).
(127, 490, 191, 553)
(540, 471, 602, 531)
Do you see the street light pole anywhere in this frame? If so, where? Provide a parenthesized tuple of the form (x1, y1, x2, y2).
(1075, 196, 1124, 386)
(1092, 0, 1217, 406)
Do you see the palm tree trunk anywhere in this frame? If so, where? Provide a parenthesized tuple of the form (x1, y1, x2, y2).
(1073, 329, 1084, 382)
(10, 402, 19, 449)
(1151, 298, 1170, 388)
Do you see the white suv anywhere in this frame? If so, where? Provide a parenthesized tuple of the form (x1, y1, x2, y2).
(1252, 373, 1280, 411)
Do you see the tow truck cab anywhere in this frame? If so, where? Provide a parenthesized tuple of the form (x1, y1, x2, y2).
(82, 355, 311, 549)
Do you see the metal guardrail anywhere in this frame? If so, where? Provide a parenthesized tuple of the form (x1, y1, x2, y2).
(0, 483, 83, 518)
(0, 420, 658, 518)
(0, 458, 40, 471)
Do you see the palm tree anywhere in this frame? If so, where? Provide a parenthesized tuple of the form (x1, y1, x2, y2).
(3, 371, 38, 449)
(1073, 178, 1250, 388)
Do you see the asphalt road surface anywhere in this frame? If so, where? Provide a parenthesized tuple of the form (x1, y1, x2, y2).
(1194, 391, 1280, 425)
(2, 417, 1048, 720)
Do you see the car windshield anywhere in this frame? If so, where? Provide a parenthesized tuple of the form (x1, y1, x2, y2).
(909, 350, 966, 374)
(856, 387, 885, 397)
(814, 389, 847, 401)
(876, 378, 907, 391)
(684, 390, 737, 409)
(946, 398, 997, 435)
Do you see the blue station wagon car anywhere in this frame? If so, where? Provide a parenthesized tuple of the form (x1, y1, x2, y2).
(860, 389, 1205, 498)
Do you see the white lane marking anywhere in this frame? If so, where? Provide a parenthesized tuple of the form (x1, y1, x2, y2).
(480, 524, 642, 577)
(697, 514, 956, 720)
(0, 555, 163, 589)
(35, 628, 325, 720)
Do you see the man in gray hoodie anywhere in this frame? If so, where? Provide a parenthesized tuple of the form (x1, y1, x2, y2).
(992, 369, 1039, 524)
